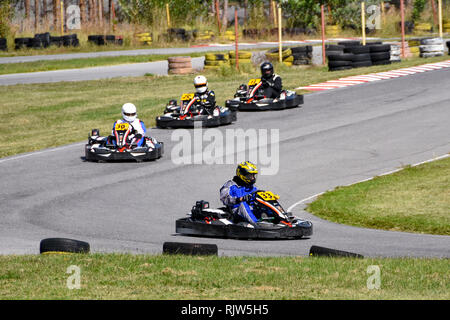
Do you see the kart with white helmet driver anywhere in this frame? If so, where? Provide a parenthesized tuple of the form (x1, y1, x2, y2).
(85, 103, 163, 162)
(156, 75, 237, 128)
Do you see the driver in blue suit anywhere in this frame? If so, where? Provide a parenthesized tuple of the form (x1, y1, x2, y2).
(220, 161, 259, 226)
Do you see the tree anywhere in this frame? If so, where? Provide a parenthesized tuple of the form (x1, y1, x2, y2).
(222, 0, 228, 32)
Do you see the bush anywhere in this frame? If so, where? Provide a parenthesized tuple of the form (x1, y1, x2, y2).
(0, 0, 14, 38)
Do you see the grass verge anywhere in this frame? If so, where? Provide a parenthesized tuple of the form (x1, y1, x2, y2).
(307, 156, 450, 235)
(0, 52, 207, 75)
(1, 55, 449, 158)
(0, 254, 448, 299)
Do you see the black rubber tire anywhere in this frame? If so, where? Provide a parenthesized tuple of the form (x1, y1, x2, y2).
(369, 44, 391, 52)
(344, 46, 370, 54)
(351, 53, 371, 62)
(370, 51, 391, 61)
(163, 242, 218, 256)
(325, 44, 345, 51)
(325, 50, 344, 57)
(328, 60, 352, 68)
(309, 245, 364, 258)
(291, 45, 312, 53)
(352, 60, 373, 68)
(40, 238, 90, 254)
(293, 59, 310, 65)
(327, 53, 354, 61)
(337, 40, 361, 47)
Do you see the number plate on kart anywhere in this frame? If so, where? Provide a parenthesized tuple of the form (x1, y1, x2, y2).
(181, 93, 195, 101)
(114, 122, 130, 131)
(257, 191, 279, 201)
(248, 78, 261, 86)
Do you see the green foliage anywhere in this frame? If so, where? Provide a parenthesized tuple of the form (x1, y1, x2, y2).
(0, 0, 14, 38)
(412, 0, 427, 22)
(281, 0, 321, 29)
(118, 0, 213, 28)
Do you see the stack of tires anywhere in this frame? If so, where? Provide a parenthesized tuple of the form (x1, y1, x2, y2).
(368, 43, 391, 66)
(327, 52, 353, 71)
(136, 32, 152, 45)
(14, 37, 33, 49)
(344, 44, 372, 68)
(326, 25, 341, 37)
(229, 50, 252, 67)
(168, 56, 193, 75)
(168, 28, 188, 41)
(444, 19, 450, 33)
(291, 46, 313, 65)
(447, 41, 450, 55)
(414, 22, 432, 35)
(219, 30, 236, 42)
(408, 39, 421, 57)
(388, 43, 402, 63)
(88, 35, 120, 46)
(0, 38, 6, 51)
(204, 53, 229, 70)
(265, 47, 293, 66)
(419, 38, 444, 58)
(193, 30, 215, 41)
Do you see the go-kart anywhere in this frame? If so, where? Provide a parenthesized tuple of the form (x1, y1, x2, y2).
(225, 78, 304, 111)
(156, 93, 237, 129)
(176, 190, 313, 240)
(85, 123, 163, 162)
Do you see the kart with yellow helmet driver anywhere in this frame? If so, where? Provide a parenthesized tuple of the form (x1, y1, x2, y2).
(156, 75, 237, 128)
(175, 161, 312, 239)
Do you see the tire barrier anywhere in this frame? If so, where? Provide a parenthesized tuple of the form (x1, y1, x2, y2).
(15, 33, 79, 49)
(265, 47, 293, 66)
(368, 43, 391, 66)
(326, 24, 341, 37)
(168, 56, 193, 74)
(444, 19, 450, 33)
(420, 38, 444, 58)
(291, 45, 313, 65)
(414, 22, 433, 35)
(327, 42, 392, 71)
(242, 27, 315, 38)
(0, 38, 7, 51)
(163, 242, 218, 256)
(219, 30, 237, 42)
(447, 41, 450, 55)
(309, 245, 364, 258)
(388, 42, 402, 63)
(398, 21, 414, 34)
(40, 238, 90, 254)
(136, 32, 152, 45)
(193, 30, 215, 41)
(344, 44, 372, 68)
(167, 28, 191, 42)
(88, 34, 122, 46)
(204, 53, 230, 70)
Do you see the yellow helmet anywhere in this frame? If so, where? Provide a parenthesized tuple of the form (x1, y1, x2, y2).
(236, 161, 258, 185)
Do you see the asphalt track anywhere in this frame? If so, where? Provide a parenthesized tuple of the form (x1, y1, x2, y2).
(0, 66, 449, 257)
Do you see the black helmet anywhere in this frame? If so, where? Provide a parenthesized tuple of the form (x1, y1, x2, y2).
(260, 62, 274, 79)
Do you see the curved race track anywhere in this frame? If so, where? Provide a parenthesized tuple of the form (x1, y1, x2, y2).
(0, 67, 449, 257)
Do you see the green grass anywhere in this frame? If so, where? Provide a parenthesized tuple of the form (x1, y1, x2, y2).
(0, 53, 207, 75)
(0, 254, 448, 299)
(307, 157, 450, 235)
(1, 54, 449, 159)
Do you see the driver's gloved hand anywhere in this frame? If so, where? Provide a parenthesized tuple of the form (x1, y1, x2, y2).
(241, 193, 254, 202)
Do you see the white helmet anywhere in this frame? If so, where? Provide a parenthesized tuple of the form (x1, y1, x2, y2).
(194, 75, 208, 94)
(122, 103, 137, 122)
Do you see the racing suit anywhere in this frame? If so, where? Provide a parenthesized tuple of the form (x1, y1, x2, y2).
(194, 90, 216, 115)
(220, 176, 259, 226)
(261, 74, 282, 99)
(110, 118, 146, 147)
